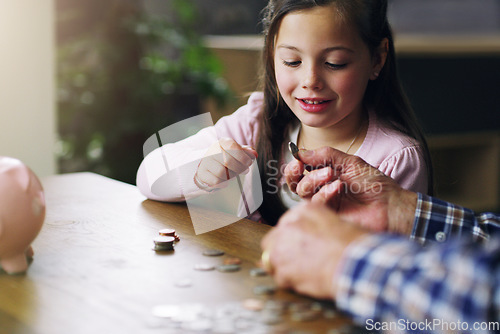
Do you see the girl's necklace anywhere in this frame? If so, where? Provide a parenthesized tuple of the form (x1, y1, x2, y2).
(344, 123, 363, 154)
(299, 121, 364, 154)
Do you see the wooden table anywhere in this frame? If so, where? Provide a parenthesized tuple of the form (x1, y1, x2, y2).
(0, 173, 351, 334)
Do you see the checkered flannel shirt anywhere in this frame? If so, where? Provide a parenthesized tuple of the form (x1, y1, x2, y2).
(336, 193, 500, 332)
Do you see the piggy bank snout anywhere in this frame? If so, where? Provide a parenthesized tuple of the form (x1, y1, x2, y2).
(0, 156, 46, 274)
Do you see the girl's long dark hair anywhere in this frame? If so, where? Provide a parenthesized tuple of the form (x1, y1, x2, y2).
(256, 0, 434, 225)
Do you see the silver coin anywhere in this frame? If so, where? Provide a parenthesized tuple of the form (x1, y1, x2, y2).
(289, 302, 312, 312)
(249, 267, 268, 277)
(175, 278, 193, 288)
(154, 236, 175, 243)
(291, 309, 321, 322)
(288, 141, 300, 161)
(193, 263, 215, 271)
(263, 300, 288, 314)
(153, 244, 174, 251)
(259, 310, 283, 325)
(253, 284, 276, 295)
(217, 264, 241, 272)
(202, 249, 225, 256)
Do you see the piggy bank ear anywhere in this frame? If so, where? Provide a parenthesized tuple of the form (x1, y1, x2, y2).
(0, 157, 30, 191)
(16, 164, 31, 192)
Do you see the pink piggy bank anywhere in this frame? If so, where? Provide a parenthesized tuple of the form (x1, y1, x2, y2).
(0, 157, 45, 274)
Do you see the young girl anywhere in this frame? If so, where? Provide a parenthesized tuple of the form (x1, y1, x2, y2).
(137, 0, 433, 225)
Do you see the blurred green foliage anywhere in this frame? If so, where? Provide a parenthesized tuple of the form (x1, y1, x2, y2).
(57, 0, 232, 184)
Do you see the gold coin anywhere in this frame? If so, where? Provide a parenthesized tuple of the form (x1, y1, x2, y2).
(159, 228, 176, 236)
(242, 298, 264, 311)
(223, 257, 241, 265)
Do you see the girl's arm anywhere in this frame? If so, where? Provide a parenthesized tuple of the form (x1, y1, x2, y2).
(136, 92, 264, 202)
(377, 145, 428, 194)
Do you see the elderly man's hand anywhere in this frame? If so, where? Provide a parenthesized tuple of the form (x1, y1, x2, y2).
(261, 202, 369, 300)
(284, 147, 417, 235)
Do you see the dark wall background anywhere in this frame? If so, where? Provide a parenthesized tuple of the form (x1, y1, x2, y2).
(388, 0, 500, 34)
(398, 56, 500, 135)
(389, 0, 500, 134)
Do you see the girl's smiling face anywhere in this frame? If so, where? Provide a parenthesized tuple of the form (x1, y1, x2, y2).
(274, 4, 380, 130)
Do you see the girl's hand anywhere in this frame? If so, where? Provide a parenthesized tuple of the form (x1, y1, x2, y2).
(284, 147, 416, 234)
(194, 138, 257, 191)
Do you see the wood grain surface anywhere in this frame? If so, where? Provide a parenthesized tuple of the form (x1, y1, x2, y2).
(0, 172, 351, 334)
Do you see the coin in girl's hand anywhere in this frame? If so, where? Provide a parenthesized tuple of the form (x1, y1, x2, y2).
(288, 142, 300, 161)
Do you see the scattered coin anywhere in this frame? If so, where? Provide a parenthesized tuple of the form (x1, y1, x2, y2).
(291, 309, 321, 322)
(263, 300, 288, 315)
(289, 302, 312, 313)
(311, 302, 323, 311)
(249, 267, 268, 277)
(223, 257, 242, 265)
(253, 284, 276, 296)
(202, 249, 225, 257)
(193, 263, 216, 271)
(242, 298, 265, 311)
(259, 309, 283, 325)
(174, 278, 193, 288)
(217, 264, 241, 273)
(151, 301, 337, 332)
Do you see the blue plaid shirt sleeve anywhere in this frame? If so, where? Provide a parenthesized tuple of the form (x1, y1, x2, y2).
(411, 193, 500, 245)
(336, 199, 500, 333)
(336, 235, 500, 332)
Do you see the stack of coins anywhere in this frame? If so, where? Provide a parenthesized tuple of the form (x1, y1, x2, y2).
(159, 228, 180, 242)
(153, 236, 175, 251)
